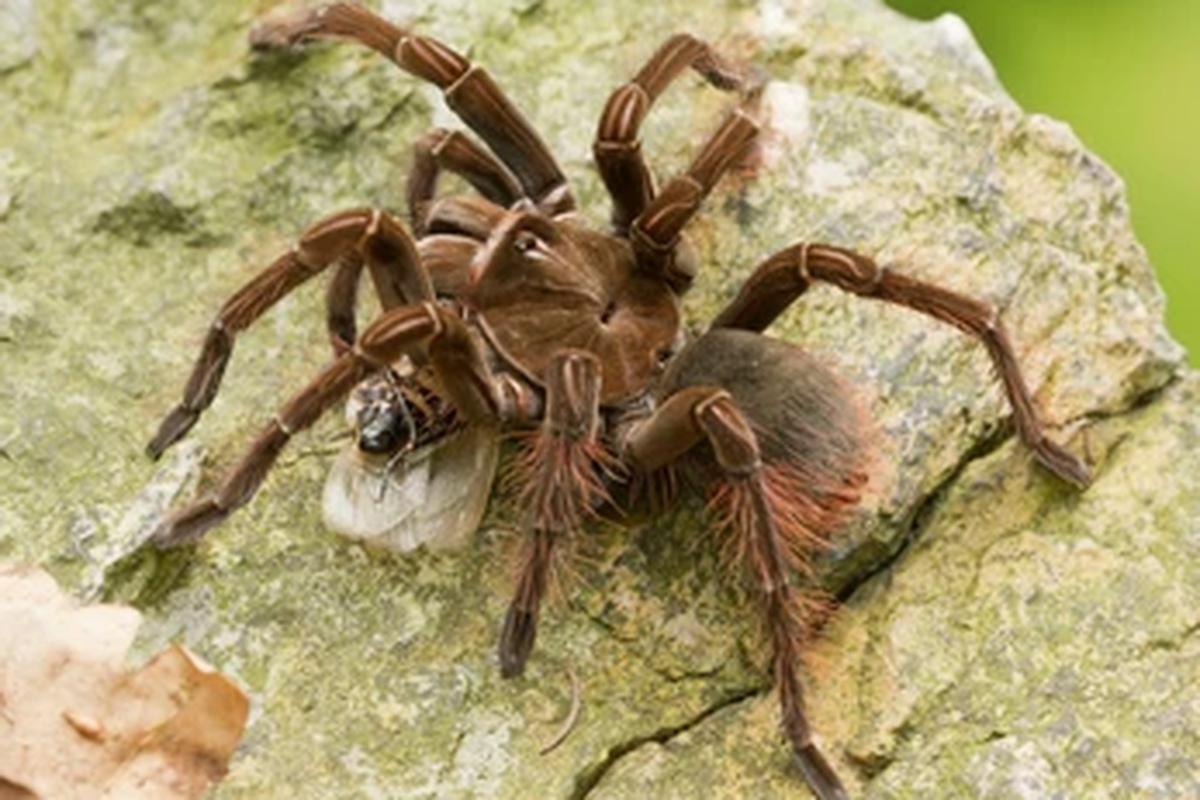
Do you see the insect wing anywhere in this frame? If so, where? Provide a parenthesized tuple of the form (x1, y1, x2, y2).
(321, 426, 500, 552)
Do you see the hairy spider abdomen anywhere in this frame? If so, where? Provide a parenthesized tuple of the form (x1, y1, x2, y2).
(661, 328, 871, 528)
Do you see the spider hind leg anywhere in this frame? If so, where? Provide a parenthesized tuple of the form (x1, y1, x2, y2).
(621, 329, 871, 800)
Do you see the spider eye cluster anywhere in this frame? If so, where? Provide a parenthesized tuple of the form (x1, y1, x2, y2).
(512, 231, 540, 254)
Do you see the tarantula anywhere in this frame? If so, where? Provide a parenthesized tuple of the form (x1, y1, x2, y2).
(145, 5, 1091, 798)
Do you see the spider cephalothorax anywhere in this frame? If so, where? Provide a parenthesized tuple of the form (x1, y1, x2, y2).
(145, 5, 1091, 798)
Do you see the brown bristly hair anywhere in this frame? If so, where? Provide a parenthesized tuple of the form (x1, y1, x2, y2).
(505, 431, 623, 606)
(705, 454, 866, 749)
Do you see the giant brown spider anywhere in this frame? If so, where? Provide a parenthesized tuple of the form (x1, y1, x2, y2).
(145, 5, 1091, 798)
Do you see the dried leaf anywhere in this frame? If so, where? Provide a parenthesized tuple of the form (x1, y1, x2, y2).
(0, 564, 249, 799)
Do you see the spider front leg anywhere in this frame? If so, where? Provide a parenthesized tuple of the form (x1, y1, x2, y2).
(629, 108, 760, 285)
(713, 243, 1093, 487)
(252, 3, 574, 214)
(499, 350, 610, 678)
(152, 302, 499, 548)
(407, 128, 522, 233)
(148, 208, 432, 458)
(595, 33, 752, 233)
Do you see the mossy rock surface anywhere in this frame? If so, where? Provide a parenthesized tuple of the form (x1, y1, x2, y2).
(1, 0, 1192, 797)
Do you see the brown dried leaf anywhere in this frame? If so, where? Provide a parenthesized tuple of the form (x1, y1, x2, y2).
(0, 564, 249, 799)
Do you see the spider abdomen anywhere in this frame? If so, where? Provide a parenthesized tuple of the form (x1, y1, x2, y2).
(660, 328, 871, 530)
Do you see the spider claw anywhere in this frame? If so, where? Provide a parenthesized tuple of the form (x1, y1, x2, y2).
(248, 7, 325, 51)
(1034, 438, 1092, 489)
(147, 406, 201, 461)
(150, 498, 227, 549)
(498, 604, 538, 678)
(791, 742, 850, 800)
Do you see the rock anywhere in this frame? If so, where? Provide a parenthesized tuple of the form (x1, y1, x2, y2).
(0, 0, 36, 77)
(0, 0, 1189, 797)
(593, 377, 1200, 797)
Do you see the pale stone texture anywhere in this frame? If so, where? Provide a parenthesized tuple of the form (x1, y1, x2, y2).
(0, 0, 1190, 797)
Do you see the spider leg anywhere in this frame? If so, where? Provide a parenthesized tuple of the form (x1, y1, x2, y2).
(324, 251, 365, 357)
(629, 109, 760, 285)
(407, 128, 522, 233)
(151, 302, 500, 548)
(622, 387, 850, 800)
(416, 235, 481, 299)
(147, 208, 432, 459)
(499, 351, 608, 678)
(594, 34, 752, 234)
(711, 243, 1092, 487)
(252, 3, 574, 214)
(420, 195, 508, 241)
(411, 194, 529, 297)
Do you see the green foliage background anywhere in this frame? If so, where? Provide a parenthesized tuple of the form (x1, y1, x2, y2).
(888, 0, 1199, 363)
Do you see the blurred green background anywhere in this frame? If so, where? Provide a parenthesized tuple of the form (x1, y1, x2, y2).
(887, 0, 1199, 364)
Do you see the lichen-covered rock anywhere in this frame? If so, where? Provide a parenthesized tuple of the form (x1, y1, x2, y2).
(0, 0, 1190, 797)
(594, 377, 1200, 798)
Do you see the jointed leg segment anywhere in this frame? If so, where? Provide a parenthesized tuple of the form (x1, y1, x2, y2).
(628, 109, 760, 284)
(407, 128, 523, 232)
(594, 33, 763, 285)
(147, 208, 432, 460)
(253, 3, 574, 213)
(152, 302, 500, 548)
(500, 351, 607, 678)
(712, 242, 1092, 487)
(623, 388, 849, 800)
(594, 33, 749, 233)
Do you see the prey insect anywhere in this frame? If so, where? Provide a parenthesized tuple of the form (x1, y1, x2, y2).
(145, 5, 1091, 797)
(320, 366, 501, 552)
